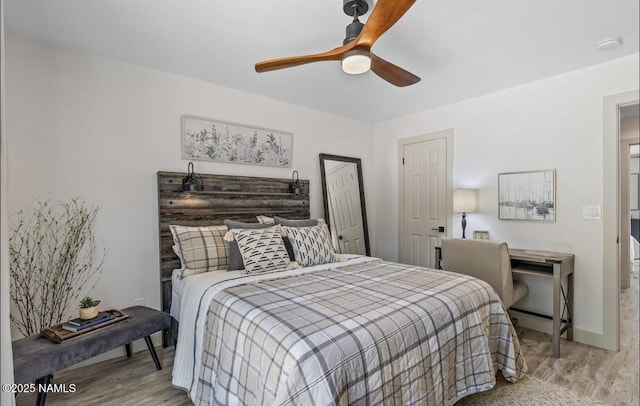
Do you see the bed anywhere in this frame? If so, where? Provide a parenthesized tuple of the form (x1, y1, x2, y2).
(157, 172, 527, 405)
(157, 171, 311, 346)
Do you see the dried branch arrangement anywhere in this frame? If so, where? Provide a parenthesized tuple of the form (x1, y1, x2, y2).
(9, 198, 105, 336)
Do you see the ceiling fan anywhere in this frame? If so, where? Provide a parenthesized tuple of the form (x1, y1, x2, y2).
(255, 0, 420, 87)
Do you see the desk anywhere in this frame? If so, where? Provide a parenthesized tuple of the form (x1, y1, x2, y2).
(509, 248, 574, 358)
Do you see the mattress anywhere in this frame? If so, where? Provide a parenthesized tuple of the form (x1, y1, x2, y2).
(172, 257, 526, 405)
(169, 255, 360, 321)
(170, 269, 245, 322)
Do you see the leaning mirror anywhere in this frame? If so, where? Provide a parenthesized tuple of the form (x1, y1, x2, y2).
(319, 153, 371, 256)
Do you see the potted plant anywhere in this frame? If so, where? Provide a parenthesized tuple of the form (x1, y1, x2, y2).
(79, 296, 101, 320)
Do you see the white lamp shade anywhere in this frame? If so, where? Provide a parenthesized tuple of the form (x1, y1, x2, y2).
(453, 189, 478, 213)
(341, 52, 371, 75)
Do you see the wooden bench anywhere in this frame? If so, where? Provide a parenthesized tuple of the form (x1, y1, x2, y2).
(12, 306, 171, 406)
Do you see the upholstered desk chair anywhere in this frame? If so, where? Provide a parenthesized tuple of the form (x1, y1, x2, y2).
(440, 237, 528, 309)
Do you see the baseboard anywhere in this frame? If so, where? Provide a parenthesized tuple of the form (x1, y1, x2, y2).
(63, 331, 164, 370)
(508, 309, 605, 349)
(573, 327, 604, 348)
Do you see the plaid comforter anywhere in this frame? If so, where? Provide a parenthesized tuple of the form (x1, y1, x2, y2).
(193, 260, 527, 405)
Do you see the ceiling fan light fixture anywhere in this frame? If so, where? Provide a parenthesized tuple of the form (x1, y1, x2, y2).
(255, 0, 421, 86)
(342, 51, 371, 75)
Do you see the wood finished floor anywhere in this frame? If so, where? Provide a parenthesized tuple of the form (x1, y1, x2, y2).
(16, 262, 639, 405)
(513, 261, 639, 406)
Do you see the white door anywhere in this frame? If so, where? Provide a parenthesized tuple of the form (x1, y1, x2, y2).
(326, 162, 366, 254)
(399, 131, 451, 268)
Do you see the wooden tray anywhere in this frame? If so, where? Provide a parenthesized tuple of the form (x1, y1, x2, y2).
(40, 309, 129, 343)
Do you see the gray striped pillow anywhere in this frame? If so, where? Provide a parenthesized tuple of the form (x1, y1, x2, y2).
(170, 225, 229, 278)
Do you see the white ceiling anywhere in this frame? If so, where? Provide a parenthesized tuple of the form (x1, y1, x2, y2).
(5, 0, 639, 123)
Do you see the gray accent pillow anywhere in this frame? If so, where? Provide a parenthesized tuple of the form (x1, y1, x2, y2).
(273, 216, 318, 227)
(224, 220, 272, 270)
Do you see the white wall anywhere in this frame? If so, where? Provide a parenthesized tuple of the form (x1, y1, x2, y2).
(5, 35, 374, 339)
(1, 1, 17, 403)
(5, 32, 640, 351)
(372, 54, 639, 342)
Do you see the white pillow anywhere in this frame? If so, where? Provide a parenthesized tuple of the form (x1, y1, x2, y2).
(256, 215, 275, 224)
(232, 226, 291, 274)
(170, 225, 229, 278)
(281, 224, 338, 267)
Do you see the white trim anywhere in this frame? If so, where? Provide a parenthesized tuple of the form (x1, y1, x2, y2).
(602, 89, 639, 352)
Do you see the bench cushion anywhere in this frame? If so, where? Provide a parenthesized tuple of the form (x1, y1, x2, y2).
(12, 306, 170, 384)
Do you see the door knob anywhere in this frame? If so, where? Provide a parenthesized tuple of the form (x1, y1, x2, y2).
(338, 235, 344, 240)
(431, 226, 445, 232)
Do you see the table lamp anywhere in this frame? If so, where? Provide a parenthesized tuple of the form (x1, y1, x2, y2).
(453, 189, 478, 238)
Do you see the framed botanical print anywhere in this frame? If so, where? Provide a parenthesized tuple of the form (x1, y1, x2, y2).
(182, 115, 293, 168)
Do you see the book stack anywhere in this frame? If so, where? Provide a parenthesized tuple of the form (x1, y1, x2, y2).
(62, 312, 116, 332)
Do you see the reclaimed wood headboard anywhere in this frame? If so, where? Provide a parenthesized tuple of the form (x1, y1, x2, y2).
(157, 171, 310, 345)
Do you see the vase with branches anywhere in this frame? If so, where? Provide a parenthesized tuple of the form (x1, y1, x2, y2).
(9, 198, 105, 336)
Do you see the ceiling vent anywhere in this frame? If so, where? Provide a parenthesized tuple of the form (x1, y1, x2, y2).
(596, 37, 621, 51)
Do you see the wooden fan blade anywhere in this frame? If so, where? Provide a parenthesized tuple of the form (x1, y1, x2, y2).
(255, 0, 417, 77)
(255, 43, 354, 73)
(357, 0, 416, 48)
(370, 53, 420, 87)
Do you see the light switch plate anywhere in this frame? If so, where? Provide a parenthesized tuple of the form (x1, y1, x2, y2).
(582, 205, 602, 220)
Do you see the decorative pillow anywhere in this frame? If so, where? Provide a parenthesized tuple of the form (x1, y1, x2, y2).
(224, 220, 273, 270)
(282, 224, 338, 267)
(273, 216, 334, 258)
(256, 215, 274, 224)
(273, 216, 318, 227)
(276, 216, 332, 243)
(171, 244, 183, 264)
(169, 225, 229, 278)
(232, 226, 291, 274)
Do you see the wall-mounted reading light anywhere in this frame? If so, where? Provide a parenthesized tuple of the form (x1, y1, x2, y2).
(290, 170, 301, 195)
(182, 161, 203, 191)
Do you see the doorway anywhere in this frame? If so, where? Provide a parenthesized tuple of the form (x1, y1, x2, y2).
(603, 90, 639, 352)
(397, 129, 453, 268)
(620, 105, 640, 290)
(630, 144, 640, 266)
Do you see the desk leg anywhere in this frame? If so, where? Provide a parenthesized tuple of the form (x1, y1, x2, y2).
(552, 263, 561, 358)
(567, 272, 574, 342)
